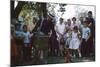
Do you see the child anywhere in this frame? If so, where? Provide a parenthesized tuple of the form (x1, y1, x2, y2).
(64, 29, 72, 48)
(81, 21, 91, 57)
(64, 19, 72, 48)
(69, 26, 81, 58)
(15, 23, 23, 38)
(22, 25, 33, 61)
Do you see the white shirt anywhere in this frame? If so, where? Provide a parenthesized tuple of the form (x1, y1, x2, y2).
(55, 22, 66, 35)
(82, 27, 91, 40)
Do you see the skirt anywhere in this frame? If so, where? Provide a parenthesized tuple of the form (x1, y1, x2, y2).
(69, 38, 80, 49)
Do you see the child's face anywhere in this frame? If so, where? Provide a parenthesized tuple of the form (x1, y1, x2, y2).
(88, 13, 92, 18)
(74, 29, 78, 32)
(60, 18, 63, 24)
(68, 21, 71, 25)
(23, 26, 27, 32)
(80, 17, 84, 21)
(72, 19, 76, 22)
(16, 25, 20, 30)
(83, 23, 88, 27)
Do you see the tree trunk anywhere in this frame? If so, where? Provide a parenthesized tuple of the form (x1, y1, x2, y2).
(11, 0, 14, 19)
(11, 1, 26, 19)
(41, 3, 47, 18)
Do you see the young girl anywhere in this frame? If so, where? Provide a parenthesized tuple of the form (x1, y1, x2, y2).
(22, 25, 33, 61)
(64, 19, 72, 48)
(69, 26, 81, 58)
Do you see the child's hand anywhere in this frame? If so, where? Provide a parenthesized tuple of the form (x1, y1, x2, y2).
(29, 33, 34, 38)
(86, 36, 89, 42)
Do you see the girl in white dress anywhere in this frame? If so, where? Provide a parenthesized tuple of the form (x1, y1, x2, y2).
(69, 26, 81, 58)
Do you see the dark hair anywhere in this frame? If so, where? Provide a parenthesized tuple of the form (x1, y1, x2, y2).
(88, 11, 92, 14)
(83, 20, 89, 26)
(73, 26, 78, 31)
(15, 23, 21, 30)
(72, 17, 76, 21)
(85, 17, 91, 22)
(23, 25, 27, 29)
(67, 19, 71, 21)
(60, 18, 63, 20)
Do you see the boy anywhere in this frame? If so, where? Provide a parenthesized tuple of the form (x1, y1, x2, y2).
(81, 21, 91, 57)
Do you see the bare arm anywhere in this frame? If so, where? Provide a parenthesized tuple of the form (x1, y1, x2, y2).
(87, 31, 91, 41)
(78, 31, 82, 43)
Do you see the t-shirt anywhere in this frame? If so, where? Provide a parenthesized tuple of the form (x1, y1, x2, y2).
(22, 31, 31, 44)
(56, 22, 66, 35)
(82, 27, 91, 40)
